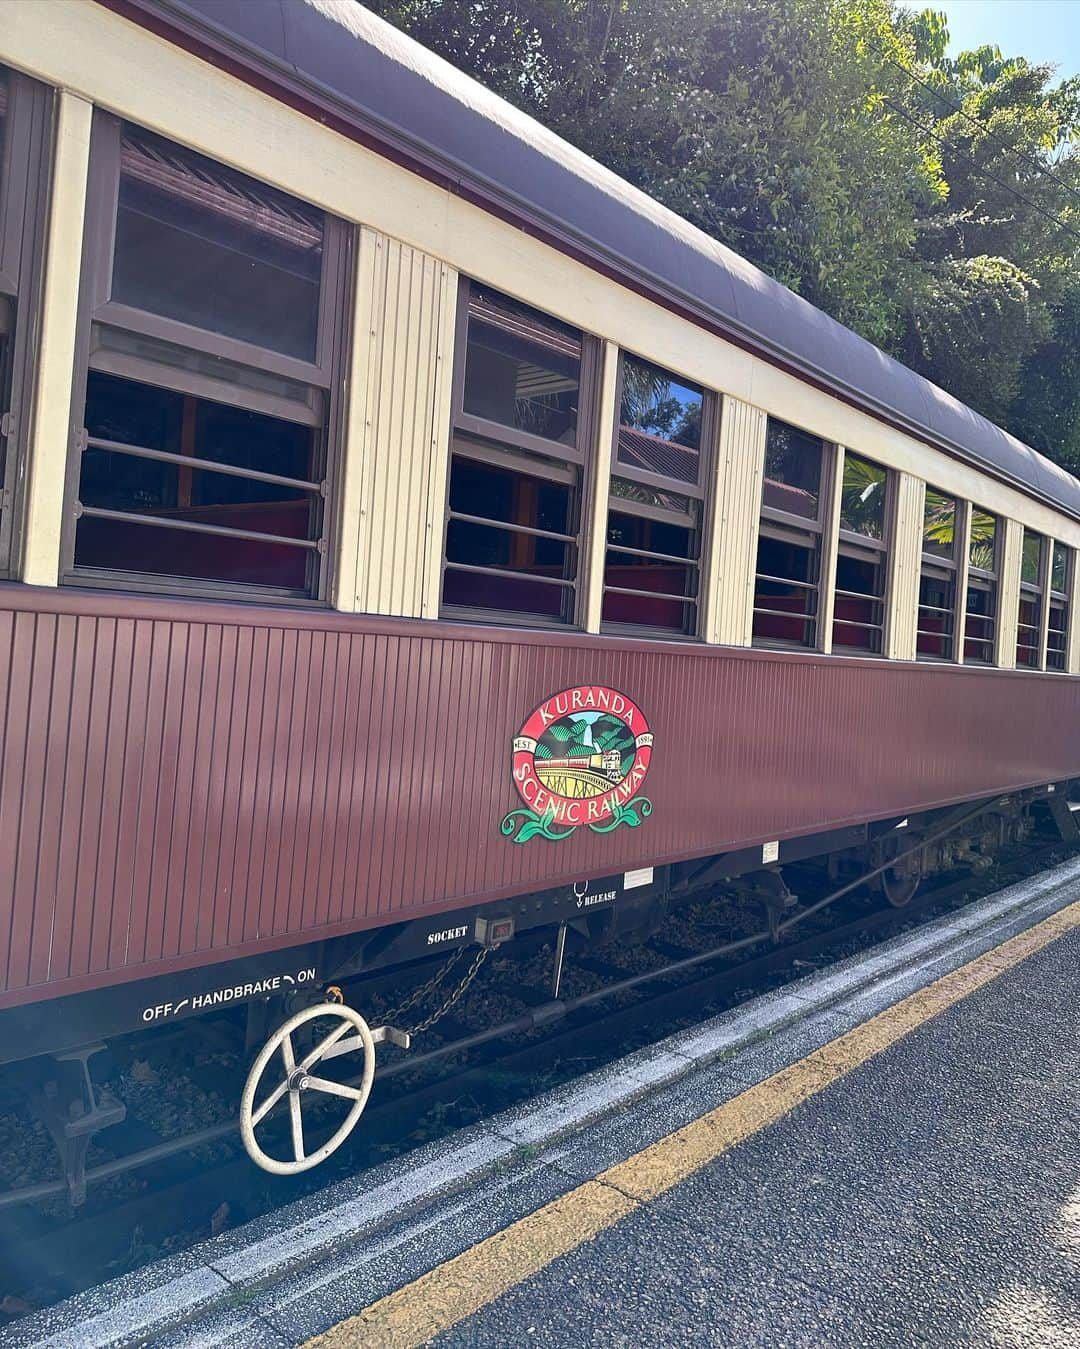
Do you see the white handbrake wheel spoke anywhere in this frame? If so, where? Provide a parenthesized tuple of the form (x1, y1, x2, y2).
(251, 1078, 290, 1129)
(239, 1003, 377, 1176)
(289, 1089, 306, 1162)
(303, 1075, 365, 1102)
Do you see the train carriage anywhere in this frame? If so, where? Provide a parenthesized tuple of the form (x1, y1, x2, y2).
(1, 0, 1079, 1180)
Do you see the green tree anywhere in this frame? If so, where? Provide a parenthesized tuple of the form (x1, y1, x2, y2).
(369, 1, 1080, 467)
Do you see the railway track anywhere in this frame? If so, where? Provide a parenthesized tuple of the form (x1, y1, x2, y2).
(0, 837, 1069, 1323)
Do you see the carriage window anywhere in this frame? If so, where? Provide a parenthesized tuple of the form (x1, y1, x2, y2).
(112, 127, 322, 362)
(753, 419, 827, 648)
(1047, 541, 1071, 671)
(917, 488, 960, 660)
(832, 452, 889, 654)
(964, 508, 998, 664)
(0, 66, 51, 577)
(602, 354, 709, 635)
(65, 116, 349, 601)
(442, 283, 592, 625)
(1016, 529, 1046, 668)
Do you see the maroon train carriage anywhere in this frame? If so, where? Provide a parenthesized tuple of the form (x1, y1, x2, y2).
(0, 0, 1079, 1184)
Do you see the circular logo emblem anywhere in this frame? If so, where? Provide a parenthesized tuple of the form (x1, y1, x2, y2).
(501, 685, 654, 843)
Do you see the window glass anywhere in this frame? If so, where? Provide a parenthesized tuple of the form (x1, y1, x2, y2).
(0, 69, 7, 204)
(461, 288, 580, 446)
(753, 532, 818, 647)
(922, 488, 956, 558)
(1052, 541, 1068, 594)
(964, 580, 996, 663)
(443, 453, 576, 620)
(839, 453, 887, 539)
(762, 419, 823, 519)
(1021, 530, 1043, 586)
(616, 355, 701, 485)
(917, 572, 955, 660)
(969, 509, 997, 571)
(111, 127, 325, 362)
(833, 550, 886, 653)
(75, 370, 320, 592)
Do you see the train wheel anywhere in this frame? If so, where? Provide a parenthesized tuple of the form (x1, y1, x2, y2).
(239, 1003, 375, 1175)
(872, 837, 922, 909)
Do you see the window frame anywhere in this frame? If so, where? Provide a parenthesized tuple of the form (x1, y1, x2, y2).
(440, 276, 600, 629)
(0, 66, 53, 578)
(600, 350, 718, 640)
(916, 488, 964, 664)
(60, 111, 354, 605)
(1046, 540, 1072, 672)
(1016, 528, 1048, 669)
(963, 506, 1000, 666)
(752, 417, 836, 652)
(831, 450, 892, 657)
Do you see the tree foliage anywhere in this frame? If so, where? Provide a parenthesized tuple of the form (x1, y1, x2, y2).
(369, 0, 1080, 468)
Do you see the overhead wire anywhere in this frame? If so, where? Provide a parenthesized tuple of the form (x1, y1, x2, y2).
(879, 93, 1080, 249)
(871, 41, 1080, 211)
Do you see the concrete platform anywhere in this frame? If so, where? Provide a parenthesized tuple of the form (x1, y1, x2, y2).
(428, 922, 1080, 1349)
(8, 857, 1080, 1348)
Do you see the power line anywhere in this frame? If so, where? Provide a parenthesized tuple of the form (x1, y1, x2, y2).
(870, 40, 1080, 211)
(877, 94, 1080, 250)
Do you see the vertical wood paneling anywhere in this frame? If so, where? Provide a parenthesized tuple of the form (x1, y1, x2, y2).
(21, 91, 91, 588)
(818, 444, 845, 654)
(996, 518, 1023, 670)
(583, 340, 619, 633)
(336, 230, 457, 620)
(705, 397, 766, 647)
(2, 589, 1080, 1007)
(886, 474, 924, 661)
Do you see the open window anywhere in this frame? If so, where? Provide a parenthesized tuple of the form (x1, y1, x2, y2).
(1016, 529, 1047, 668)
(917, 488, 962, 661)
(0, 65, 52, 576)
(1047, 541, 1071, 671)
(441, 281, 595, 625)
(963, 508, 998, 664)
(602, 353, 713, 636)
(752, 418, 830, 649)
(64, 116, 351, 601)
(832, 452, 889, 654)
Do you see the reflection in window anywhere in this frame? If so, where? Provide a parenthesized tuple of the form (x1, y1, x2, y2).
(602, 354, 707, 634)
(1048, 541, 1071, 671)
(754, 418, 826, 648)
(917, 488, 960, 660)
(443, 282, 588, 624)
(67, 114, 347, 599)
(615, 355, 701, 485)
(75, 372, 320, 590)
(761, 419, 822, 519)
(833, 452, 888, 654)
(442, 453, 576, 619)
(461, 288, 580, 447)
(1016, 529, 1045, 668)
(113, 127, 325, 362)
(964, 509, 998, 664)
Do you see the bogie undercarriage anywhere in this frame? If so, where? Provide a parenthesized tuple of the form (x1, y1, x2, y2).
(3, 783, 1075, 1195)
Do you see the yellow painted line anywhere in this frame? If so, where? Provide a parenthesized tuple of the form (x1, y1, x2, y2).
(306, 898, 1080, 1349)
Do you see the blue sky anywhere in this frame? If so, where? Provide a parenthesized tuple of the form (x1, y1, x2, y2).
(939, 0, 1080, 80)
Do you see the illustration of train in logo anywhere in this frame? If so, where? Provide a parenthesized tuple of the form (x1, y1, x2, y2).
(535, 748, 625, 797)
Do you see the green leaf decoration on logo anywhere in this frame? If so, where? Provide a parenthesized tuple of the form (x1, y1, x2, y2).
(500, 803, 576, 844)
(587, 797, 653, 834)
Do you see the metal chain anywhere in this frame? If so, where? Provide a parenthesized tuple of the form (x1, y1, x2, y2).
(381, 947, 466, 1024)
(404, 946, 490, 1037)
